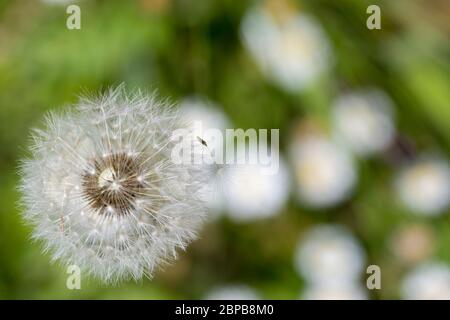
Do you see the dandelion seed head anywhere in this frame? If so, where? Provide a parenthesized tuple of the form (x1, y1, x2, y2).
(19, 87, 208, 283)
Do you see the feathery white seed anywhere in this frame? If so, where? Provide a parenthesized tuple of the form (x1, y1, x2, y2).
(19, 87, 209, 283)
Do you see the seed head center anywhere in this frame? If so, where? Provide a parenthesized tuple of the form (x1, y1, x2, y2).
(82, 153, 143, 216)
(98, 167, 121, 190)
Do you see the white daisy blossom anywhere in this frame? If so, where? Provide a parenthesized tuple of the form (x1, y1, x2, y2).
(302, 283, 368, 300)
(290, 136, 356, 208)
(241, 7, 331, 91)
(19, 87, 209, 283)
(205, 285, 260, 300)
(221, 150, 290, 222)
(396, 158, 450, 216)
(294, 225, 366, 285)
(332, 89, 395, 156)
(401, 262, 450, 300)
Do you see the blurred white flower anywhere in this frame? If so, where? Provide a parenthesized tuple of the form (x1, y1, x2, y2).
(294, 224, 366, 285)
(289, 135, 357, 208)
(241, 6, 331, 92)
(196, 176, 225, 218)
(205, 285, 260, 300)
(396, 158, 450, 216)
(401, 262, 450, 300)
(389, 224, 435, 265)
(332, 89, 395, 156)
(179, 96, 231, 154)
(19, 87, 209, 283)
(221, 153, 290, 223)
(179, 97, 231, 215)
(302, 283, 368, 300)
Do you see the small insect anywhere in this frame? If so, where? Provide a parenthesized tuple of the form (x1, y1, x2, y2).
(197, 136, 208, 148)
(196, 136, 218, 165)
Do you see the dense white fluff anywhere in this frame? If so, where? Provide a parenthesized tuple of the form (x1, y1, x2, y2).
(19, 87, 208, 283)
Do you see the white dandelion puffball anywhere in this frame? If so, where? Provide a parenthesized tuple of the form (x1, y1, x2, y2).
(302, 283, 368, 300)
(221, 152, 290, 223)
(205, 285, 260, 300)
(332, 89, 395, 156)
(19, 87, 209, 283)
(289, 136, 357, 208)
(395, 158, 450, 216)
(401, 262, 450, 300)
(241, 6, 331, 91)
(294, 225, 366, 285)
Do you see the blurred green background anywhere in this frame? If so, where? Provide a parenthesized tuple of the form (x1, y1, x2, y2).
(0, 0, 449, 299)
